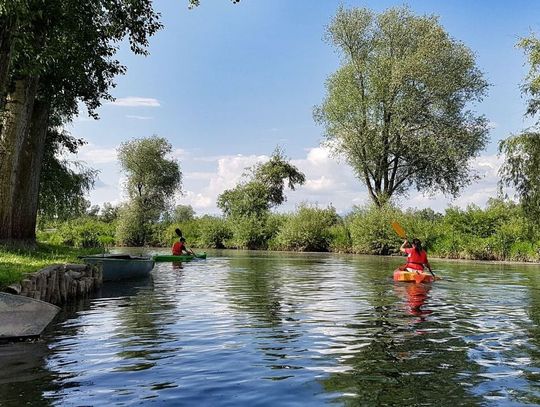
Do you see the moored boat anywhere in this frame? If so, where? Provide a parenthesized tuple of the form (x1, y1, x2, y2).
(393, 268, 435, 283)
(80, 254, 155, 281)
(0, 292, 60, 339)
(153, 252, 207, 262)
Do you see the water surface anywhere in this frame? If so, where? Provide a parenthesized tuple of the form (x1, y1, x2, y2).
(1, 251, 540, 406)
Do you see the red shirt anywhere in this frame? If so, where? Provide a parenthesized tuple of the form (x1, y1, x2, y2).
(172, 241, 185, 255)
(405, 248, 428, 271)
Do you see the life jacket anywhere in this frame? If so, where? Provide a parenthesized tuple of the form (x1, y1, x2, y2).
(172, 241, 184, 255)
(405, 248, 428, 271)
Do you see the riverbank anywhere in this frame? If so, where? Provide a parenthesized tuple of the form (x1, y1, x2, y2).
(0, 244, 101, 288)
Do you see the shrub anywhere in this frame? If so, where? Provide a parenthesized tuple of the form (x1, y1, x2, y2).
(227, 215, 269, 249)
(39, 218, 116, 248)
(329, 223, 352, 252)
(274, 205, 339, 252)
(348, 204, 403, 255)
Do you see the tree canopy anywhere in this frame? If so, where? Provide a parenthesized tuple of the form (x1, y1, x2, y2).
(116, 136, 182, 246)
(37, 129, 98, 224)
(314, 6, 489, 206)
(498, 36, 540, 221)
(217, 148, 305, 218)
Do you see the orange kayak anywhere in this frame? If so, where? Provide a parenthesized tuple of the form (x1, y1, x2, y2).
(393, 268, 435, 283)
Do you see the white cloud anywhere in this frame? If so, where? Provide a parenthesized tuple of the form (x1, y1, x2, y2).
(126, 115, 154, 120)
(304, 176, 333, 192)
(108, 97, 160, 107)
(75, 143, 118, 165)
(170, 148, 187, 159)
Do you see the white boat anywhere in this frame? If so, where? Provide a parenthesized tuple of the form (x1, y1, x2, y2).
(0, 292, 60, 339)
(80, 254, 155, 281)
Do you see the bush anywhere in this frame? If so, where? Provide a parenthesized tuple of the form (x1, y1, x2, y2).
(329, 224, 352, 253)
(348, 204, 403, 255)
(274, 205, 339, 252)
(39, 218, 116, 248)
(227, 215, 269, 249)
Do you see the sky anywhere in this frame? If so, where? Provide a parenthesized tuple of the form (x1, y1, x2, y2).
(69, 0, 540, 215)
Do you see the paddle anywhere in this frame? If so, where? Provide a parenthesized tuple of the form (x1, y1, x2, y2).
(391, 220, 436, 279)
(391, 221, 407, 240)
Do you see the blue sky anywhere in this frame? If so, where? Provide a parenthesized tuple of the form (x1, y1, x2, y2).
(70, 0, 540, 214)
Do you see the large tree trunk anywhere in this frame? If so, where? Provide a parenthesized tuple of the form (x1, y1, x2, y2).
(0, 15, 17, 114)
(0, 77, 39, 242)
(10, 100, 50, 242)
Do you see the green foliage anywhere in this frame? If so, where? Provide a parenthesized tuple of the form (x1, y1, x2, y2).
(117, 136, 182, 246)
(38, 128, 97, 224)
(274, 205, 339, 252)
(116, 203, 152, 247)
(315, 6, 488, 206)
(348, 204, 403, 255)
(227, 215, 270, 250)
(517, 35, 540, 117)
(218, 147, 305, 218)
(170, 205, 196, 223)
(100, 202, 119, 223)
(250, 147, 306, 207)
(38, 218, 116, 248)
(218, 181, 270, 218)
(499, 132, 540, 221)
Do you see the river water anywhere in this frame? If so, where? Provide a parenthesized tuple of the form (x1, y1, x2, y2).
(1, 250, 540, 406)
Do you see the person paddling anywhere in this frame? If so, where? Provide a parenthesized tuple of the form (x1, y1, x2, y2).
(172, 228, 194, 256)
(399, 238, 433, 275)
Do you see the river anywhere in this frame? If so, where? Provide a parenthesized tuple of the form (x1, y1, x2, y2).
(1, 250, 540, 406)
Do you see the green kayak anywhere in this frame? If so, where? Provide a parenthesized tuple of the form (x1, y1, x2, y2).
(153, 252, 207, 262)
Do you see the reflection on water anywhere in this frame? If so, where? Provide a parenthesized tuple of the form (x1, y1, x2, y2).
(1, 251, 540, 405)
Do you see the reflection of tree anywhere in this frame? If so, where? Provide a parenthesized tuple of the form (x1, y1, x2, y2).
(227, 256, 285, 327)
(226, 255, 307, 376)
(319, 259, 484, 406)
(520, 271, 540, 404)
(0, 341, 58, 407)
(111, 274, 179, 372)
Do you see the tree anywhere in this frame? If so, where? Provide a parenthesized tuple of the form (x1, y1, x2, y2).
(499, 133, 540, 220)
(117, 136, 182, 246)
(217, 148, 305, 218)
(498, 36, 540, 221)
(172, 204, 196, 223)
(100, 202, 120, 223)
(37, 128, 97, 226)
(314, 6, 489, 207)
(0, 0, 161, 243)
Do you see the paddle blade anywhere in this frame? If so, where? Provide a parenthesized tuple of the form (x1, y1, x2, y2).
(391, 221, 407, 239)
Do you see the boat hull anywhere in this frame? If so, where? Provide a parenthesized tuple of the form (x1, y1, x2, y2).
(153, 253, 207, 262)
(393, 268, 435, 283)
(0, 293, 60, 339)
(81, 255, 155, 281)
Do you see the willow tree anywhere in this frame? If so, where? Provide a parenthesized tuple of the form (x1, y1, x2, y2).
(498, 36, 540, 220)
(116, 136, 182, 246)
(0, 0, 161, 243)
(314, 6, 489, 206)
(217, 148, 305, 218)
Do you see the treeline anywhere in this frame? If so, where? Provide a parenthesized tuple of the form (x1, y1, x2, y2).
(39, 199, 540, 262)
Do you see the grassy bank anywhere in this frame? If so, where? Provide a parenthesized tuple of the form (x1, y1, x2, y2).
(0, 244, 100, 288)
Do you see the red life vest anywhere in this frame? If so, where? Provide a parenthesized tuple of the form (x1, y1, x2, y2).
(172, 241, 185, 255)
(405, 248, 428, 271)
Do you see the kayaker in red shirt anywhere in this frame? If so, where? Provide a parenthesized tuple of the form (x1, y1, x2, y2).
(399, 238, 432, 274)
(172, 228, 195, 256)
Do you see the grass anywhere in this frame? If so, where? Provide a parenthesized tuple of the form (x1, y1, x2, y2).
(0, 244, 102, 288)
